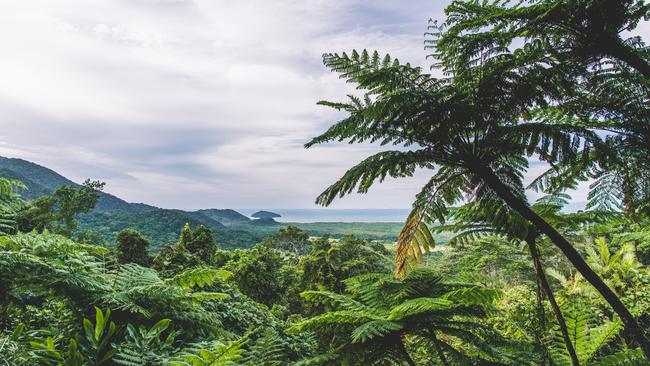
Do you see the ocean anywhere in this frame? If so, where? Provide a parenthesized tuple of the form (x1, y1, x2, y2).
(236, 209, 410, 223)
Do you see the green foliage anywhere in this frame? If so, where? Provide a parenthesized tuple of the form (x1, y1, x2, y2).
(102, 264, 229, 336)
(114, 319, 177, 366)
(0, 231, 230, 340)
(78, 209, 262, 251)
(187, 225, 218, 262)
(168, 338, 247, 366)
(550, 304, 623, 365)
(289, 269, 509, 365)
(77, 229, 108, 247)
(243, 328, 284, 366)
(227, 245, 286, 307)
(262, 225, 311, 257)
(78, 307, 117, 365)
(29, 336, 87, 366)
(30, 307, 116, 366)
(437, 0, 650, 219)
(0, 231, 110, 312)
(3, 2, 650, 362)
(301, 236, 391, 296)
(592, 348, 646, 366)
(152, 244, 202, 278)
(18, 180, 105, 237)
(117, 228, 152, 266)
(0, 324, 40, 365)
(0, 177, 26, 235)
(178, 223, 192, 251)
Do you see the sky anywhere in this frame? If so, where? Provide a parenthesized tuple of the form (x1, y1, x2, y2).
(0, 1, 645, 210)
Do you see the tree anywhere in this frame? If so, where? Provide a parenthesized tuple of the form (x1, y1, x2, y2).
(227, 245, 286, 307)
(0, 231, 229, 338)
(436, 0, 650, 220)
(288, 269, 520, 365)
(437, 0, 650, 78)
(546, 303, 642, 366)
(186, 225, 217, 262)
(77, 229, 107, 247)
(116, 229, 151, 267)
(17, 180, 104, 237)
(0, 178, 25, 235)
(308, 48, 650, 356)
(152, 224, 213, 277)
(301, 236, 391, 295)
(262, 225, 311, 257)
(178, 223, 192, 251)
(437, 195, 612, 365)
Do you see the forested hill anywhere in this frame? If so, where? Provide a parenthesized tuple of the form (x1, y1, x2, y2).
(0, 156, 155, 213)
(196, 208, 252, 226)
(0, 156, 261, 248)
(0, 156, 406, 248)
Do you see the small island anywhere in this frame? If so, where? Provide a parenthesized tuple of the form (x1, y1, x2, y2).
(251, 210, 281, 225)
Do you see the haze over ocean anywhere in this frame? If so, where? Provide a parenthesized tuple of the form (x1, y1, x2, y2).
(238, 209, 412, 223)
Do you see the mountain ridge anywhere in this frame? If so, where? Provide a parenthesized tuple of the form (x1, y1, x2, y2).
(0, 156, 261, 248)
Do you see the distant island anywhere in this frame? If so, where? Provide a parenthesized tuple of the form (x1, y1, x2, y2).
(251, 210, 281, 219)
(251, 210, 281, 226)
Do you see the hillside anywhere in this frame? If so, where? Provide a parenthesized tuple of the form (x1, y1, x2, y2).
(196, 208, 251, 226)
(0, 156, 405, 248)
(78, 209, 260, 249)
(0, 156, 260, 248)
(0, 157, 155, 213)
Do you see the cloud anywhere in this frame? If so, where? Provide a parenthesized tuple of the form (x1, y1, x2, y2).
(0, 1, 643, 210)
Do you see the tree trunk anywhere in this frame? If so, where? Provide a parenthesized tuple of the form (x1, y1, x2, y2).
(397, 337, 417, 366)
(533, 272, 549, 365)
(470, 163, 650, 360)
(527, 232, 579, 366)
(603, 39, 650, 79)
(430, 331, 449, 366)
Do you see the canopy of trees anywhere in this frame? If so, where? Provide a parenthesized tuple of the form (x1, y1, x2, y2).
(1, 0, 649, 364)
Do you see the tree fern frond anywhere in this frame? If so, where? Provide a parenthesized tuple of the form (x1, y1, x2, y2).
(313, 150, 434, 207)
(388, 297, 453, 320)
(168, 267, 231, 288)
(350, 320, 402, 343)
(395, 210, 436, 278)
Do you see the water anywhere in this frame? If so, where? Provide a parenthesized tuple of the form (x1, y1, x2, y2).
(236, 209, 410, 223)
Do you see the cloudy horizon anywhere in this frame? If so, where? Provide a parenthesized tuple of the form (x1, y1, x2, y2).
(3, 1, 640, 210)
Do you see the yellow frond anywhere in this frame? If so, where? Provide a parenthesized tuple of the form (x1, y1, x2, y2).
(395, 210, 435, 278)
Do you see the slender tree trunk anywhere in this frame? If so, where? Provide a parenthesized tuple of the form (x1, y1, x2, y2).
(430, 331, 449, 366)
(603, 39, 650, 78)
(533, 272, 549, 365)
(397, 337, 417, 366)
(469, 163, 650, 360)
(527, 232, 579, 366)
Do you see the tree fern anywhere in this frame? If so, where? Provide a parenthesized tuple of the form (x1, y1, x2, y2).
(550, 304, 623, 365)
(243, 328, 284, 366)
(288, 269, 512, 365)
(0, 177, 25, 235)
(167, 338, 246, 366)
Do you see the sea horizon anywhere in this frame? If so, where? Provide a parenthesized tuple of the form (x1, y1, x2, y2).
(236, 208, 411, 223)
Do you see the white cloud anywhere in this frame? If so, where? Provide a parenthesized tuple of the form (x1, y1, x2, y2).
(0, 0, 642, 210)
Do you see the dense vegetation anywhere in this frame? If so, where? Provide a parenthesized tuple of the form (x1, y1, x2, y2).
(0, 157, 406, 248)
(1, 0, 649, 364)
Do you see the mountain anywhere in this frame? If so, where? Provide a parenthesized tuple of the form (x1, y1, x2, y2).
(196, 209, 251, 226)
(252, 210, 281, 218)
(0, 156, 155, 213)
(0, 156, 262, 249)
(78, 209, 259, 249)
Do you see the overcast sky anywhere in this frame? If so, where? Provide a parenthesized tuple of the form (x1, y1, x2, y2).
(0, 1, 645, 210)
